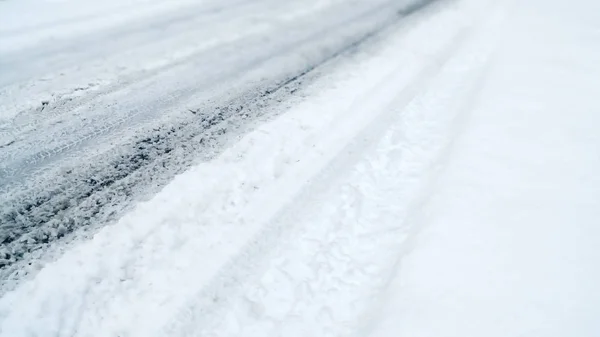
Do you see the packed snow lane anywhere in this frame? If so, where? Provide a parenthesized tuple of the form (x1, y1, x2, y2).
(0, 0, 432, 284)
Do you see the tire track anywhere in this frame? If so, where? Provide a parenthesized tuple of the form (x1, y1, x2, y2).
(0, 0, 404, 186)
(160, 4, 474, 335)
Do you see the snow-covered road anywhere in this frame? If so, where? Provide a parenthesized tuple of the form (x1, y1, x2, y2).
(1, 0, 600, 335)
(0, 0, 428, 283)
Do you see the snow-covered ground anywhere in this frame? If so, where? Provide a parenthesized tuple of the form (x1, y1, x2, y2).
(1, 0, 599, 335)
(369, 1, 600, 335)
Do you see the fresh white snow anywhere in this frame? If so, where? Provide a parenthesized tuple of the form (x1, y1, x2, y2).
(1, 0, 599, 336)
(368, 0, 600, 336)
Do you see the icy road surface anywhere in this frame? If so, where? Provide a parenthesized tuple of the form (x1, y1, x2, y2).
(1, 0, 600, 335)
(0, 0, 430, 285)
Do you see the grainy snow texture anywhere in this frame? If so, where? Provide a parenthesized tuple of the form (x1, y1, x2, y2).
(1, 0, 599, 335)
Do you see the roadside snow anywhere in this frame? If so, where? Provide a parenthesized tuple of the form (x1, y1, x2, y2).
(368, 0, 600, 336)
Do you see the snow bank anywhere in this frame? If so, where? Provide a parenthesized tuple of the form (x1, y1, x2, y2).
(368, 0, 600, 336)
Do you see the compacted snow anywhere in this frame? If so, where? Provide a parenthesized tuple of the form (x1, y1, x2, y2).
(0, 0, 599, 336)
